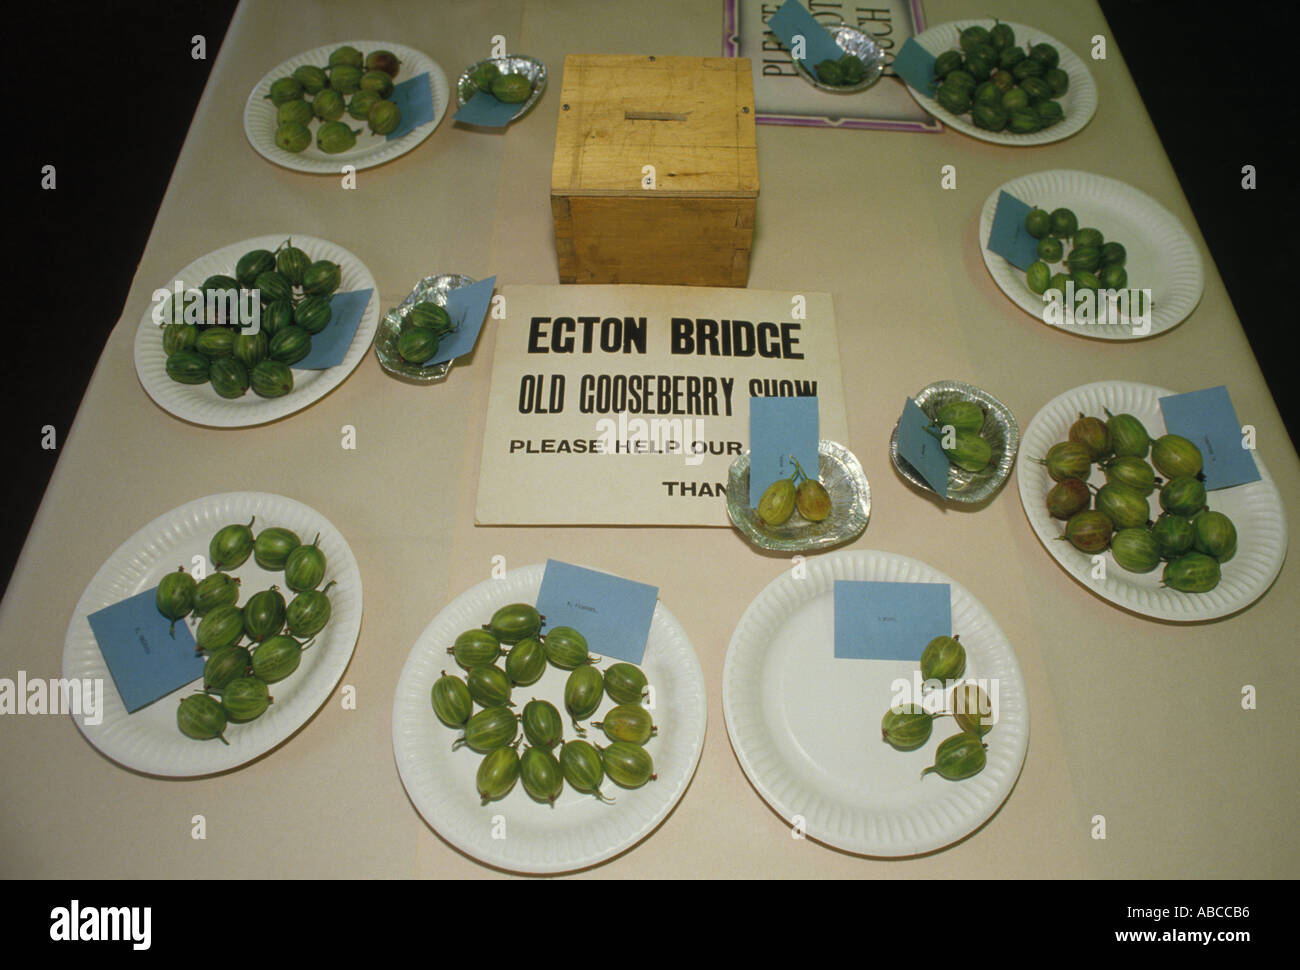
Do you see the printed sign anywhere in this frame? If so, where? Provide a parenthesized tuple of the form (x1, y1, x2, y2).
(476, 284, 849, 525)
(723, 0, 937, 131)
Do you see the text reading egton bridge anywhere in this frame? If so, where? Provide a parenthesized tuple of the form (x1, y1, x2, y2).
(519, 316, 816, 417)
(526, 316, 805, 359)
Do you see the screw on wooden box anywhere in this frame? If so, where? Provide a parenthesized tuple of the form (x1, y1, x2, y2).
(551, 55, 758, 288)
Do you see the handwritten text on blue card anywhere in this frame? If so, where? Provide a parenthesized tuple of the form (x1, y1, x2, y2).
(386, 73, 436, 140)
(427, 276, 496, 367)
(895, 398, 951, 498)
(833, 580, 952, 660)
(86, 586, 205, 713)
(454, 89, 523, 128)
(892, 37, 938, 95)
(1159, 386, 1260, 491)
(768, 0, 847, 72)
(295, 288, 372, 370)
(987, 192, 1040, 271)
(749, 396, 819, 506)
(535, 560, 658, 665)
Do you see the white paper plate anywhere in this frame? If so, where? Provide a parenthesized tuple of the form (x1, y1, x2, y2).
(1017, 381, 1286, 620)
(980, 171, 1204, 340)
(392, 564, 707, 874)
(722, 550, 1029, 857)
(62, 492, 363, 777)
(243, 40, 448, 173)
(904, 20, 1097, 145)
(134, 234, 379, 427)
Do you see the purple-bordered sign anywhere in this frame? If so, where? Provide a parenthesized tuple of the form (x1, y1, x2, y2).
(722, 0, 940, 132)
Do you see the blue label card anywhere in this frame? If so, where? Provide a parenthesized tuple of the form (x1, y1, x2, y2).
(833, 580, 952, 660)
(295, 288, 373, 370)
(536, 560, 658, 665)
(748, 396, 819, 507)
(892, 37, 938, 96)
(895, 397, 950, 498)
(86, 587, 205, 713)
(987, 191, 1040, 272)
(426, 276, 497, 367)
(386, 73, 435, 140)
(1159, 386, 1261, 491)
(767, 0, 846, 73)
(453, 89, 523, 128)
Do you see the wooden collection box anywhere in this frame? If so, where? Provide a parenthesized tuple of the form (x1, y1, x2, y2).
(551, 55, 758, 288)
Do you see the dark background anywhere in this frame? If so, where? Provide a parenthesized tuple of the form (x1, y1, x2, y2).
(5, 0, 1297, 600)
(11, 877, 1281, 952)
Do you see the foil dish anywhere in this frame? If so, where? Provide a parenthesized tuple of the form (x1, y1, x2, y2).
(889, 380, 1019, 503)
(793, 24, 886, 94)
(455, 56, 548, 122)
(727, 440, 871, 552)
(374, 274, 475, 384)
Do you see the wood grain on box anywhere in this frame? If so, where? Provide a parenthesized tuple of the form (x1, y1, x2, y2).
(551, 55, 758, 287)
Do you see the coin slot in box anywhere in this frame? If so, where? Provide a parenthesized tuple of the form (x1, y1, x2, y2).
(551, 55, 758, 288)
